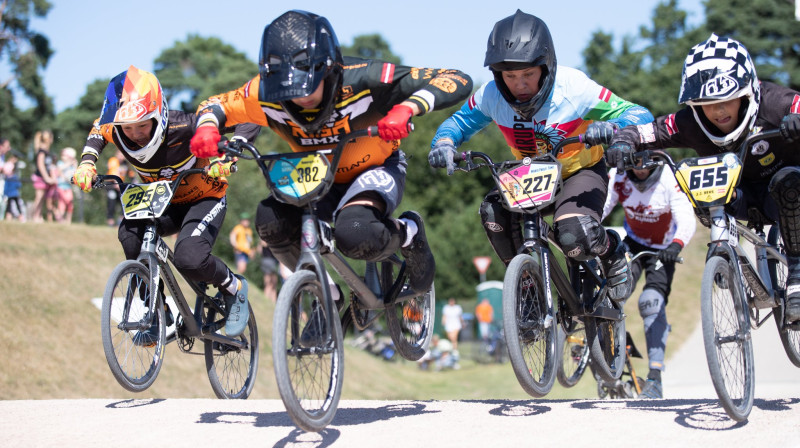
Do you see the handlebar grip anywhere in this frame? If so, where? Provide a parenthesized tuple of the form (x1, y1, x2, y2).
(367, 126, 379, 137)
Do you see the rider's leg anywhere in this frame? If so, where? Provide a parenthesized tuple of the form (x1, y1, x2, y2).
(255, 195, 302, 270)
(768, 167, 800, 322)
(479, 189, 523, 266)
(552, 161, 633, 302)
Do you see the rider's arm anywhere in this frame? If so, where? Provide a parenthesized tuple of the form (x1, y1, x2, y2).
(368, 62, 473, 117)
(667, 169, 697, 248)
(196, 76, 269, 131)
(568, 67, 653, 128)
(432, 83, 496, 148)
(602, 170, 622, 221)
(79, 118, 112, 165)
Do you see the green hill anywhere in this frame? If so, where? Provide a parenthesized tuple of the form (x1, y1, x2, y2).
(0, 221, 706, 400)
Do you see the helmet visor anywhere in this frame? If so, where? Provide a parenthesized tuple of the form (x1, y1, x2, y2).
(260, 50, 326, 103)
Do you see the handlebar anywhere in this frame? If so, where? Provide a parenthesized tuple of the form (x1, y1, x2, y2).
(87, 167, 208, 192)
(456, 135, 583, 175)
(629, 249, 683, 264)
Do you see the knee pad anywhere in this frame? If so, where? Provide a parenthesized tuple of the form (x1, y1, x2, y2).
(479, 191, 520, 265)
(769, 167, 800, 255)
(173, 236, 220, 282)
(554, 215, 609, 261)
(638, 288, 665, 320)
(334, 205, 403, 262)
(255, 197, 301, 245)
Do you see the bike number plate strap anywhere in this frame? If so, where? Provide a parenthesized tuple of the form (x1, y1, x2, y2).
(267, 153, 332, 206)
(674, 153, 741, 208)
(496, 160, 561, 211)
(121, 181, 173, 219)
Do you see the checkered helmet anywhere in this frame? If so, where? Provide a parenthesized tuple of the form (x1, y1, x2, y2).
(678, 34, 760, 149)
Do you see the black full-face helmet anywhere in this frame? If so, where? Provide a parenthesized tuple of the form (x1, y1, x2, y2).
(627, 164, 664, 193)
(485, 10, 557, 121)
(678, 34, 760, 150)
(258, 10, 343, 134)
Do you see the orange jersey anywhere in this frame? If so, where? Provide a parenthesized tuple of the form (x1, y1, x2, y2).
(81, 111, 260, 204)
(198, 57, 472, 183)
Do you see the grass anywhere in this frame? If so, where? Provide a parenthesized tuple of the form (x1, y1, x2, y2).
(0, 221, 708, 401)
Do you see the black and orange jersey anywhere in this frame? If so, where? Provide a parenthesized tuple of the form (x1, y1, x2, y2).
(196, 56, 473, 183)
(81, 110, 260, 204)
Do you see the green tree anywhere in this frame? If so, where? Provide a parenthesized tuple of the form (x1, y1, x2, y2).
(153, 34, 257, 113)
(342, 34, 401, 64)
(0, 0, 54, 146)
(704, 0, 800, 90)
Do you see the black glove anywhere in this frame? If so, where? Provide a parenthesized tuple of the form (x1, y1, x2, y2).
(658, 242, 683, 263)
(780, 114, 800, 143)
(429, 139, 458, 175)
(584, 121, 618, 147)
(605, 141, 633, 171)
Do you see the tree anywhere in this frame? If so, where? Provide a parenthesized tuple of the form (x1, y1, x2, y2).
(0, 0, 54, 145)
(704, 0, 800, 90)
(341, 34, 401, 64)
(153, 34, 257, 113)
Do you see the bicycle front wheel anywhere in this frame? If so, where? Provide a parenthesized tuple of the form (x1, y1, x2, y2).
(205, 301, 259, 399)
(101, 260, 166, 392)
(701, 255, 755, 422)
(767, 229, 800, 366)
(502, 254, 557, 398)
(273, 270, 344, 432)
(556, 322, 590, 388)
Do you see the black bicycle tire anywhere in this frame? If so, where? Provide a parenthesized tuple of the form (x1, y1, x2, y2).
(204, 301, 259, 399)
(502, 254, 557, 398)
(585, 297, 626, 382)
(766, 228, 800, 367)
(101, 260, 165, 392)
(272, 270, 344, 432)
(701, 255, 755, 422)
(385, 279, 435, 361)
(556, 324, 590, 388)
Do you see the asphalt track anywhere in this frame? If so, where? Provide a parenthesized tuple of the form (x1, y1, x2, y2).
(2, 320, 799, 448)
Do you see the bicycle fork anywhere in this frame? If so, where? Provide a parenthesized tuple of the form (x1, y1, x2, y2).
(297, 211, 337, 341)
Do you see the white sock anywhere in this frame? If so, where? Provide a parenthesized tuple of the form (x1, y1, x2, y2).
(400, 218, 418, 247)
(221, 272, 239, 295)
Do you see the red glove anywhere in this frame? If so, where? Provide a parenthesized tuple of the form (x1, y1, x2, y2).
(190, 125, 222, 158)
(377, 104, 414, 141)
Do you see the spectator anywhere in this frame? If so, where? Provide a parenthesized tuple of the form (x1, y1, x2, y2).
(55, 147, 78, 224)
(259, 239, 280, 303)
(105, 149, 132, 227)
(3, 152, 25, 222)
(475, 298, 494, 341)
(0, 138, 10, 218)
(30, 130, 57, 222)
(229, 213, 254, 274)
(441, 297, 464, 352)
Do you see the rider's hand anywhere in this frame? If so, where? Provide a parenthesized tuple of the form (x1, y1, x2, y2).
(780, 114, 800, 143)
(658, 242, 683, 263)
(205, 157, 237, 178)
(190, 125, 222, 158)
(584, 121, 618, 148)
(73, 161, 97, 193)
(605, 142, 633, 171)
(377, 104, 414, 141)
(429, 139, 458, 175)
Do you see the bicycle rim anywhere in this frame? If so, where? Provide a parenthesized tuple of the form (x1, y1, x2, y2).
(767, 230, 800, 366)
(502, 255, 557, 397)
(701, 256, 755, 422)
(100, 260, 165, 392)
(556, 323, 590, 388)
(272, 270, 344, 432)
(205, 302, 259, 399)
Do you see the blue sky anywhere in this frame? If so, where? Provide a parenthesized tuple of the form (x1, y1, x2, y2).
(31, 0, 704, 113)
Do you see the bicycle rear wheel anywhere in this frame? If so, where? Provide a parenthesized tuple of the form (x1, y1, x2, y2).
(585, 298, 626, 382)
(273, 270, 344, 432)
(502, 254, 557, 397)
(767, 228, 800, 366)
(101, 260, 166, 392)
(205, 301, 259, 399)
(701, 255, 755, 422)
(384, 261, 435, 360)
(556, 322, 590, 388)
